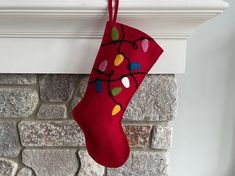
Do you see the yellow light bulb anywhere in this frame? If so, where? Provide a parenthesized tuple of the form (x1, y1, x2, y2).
(114, 54, 124, 66)
(112, 104, 121, 116)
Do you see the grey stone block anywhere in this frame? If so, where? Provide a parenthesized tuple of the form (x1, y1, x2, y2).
(71, 75, 89, 109)
(151, 125, 172, 150)
(124, 75, 177, 121)
(22, 149, 78, 176)
(123, 125, 151, 148)
(39, 74, 78, 102)
(108, 151, 168, 176)
(18, 120, 85, 146)
(0, 88, 39, 118)
(78, 150, 105, 176)
(0, 158, 17, 176)
(0, 74, 36, 85)
(17, 167, 35, 176)
(0, 121, 21, 157)
(37, 104, 66, 119)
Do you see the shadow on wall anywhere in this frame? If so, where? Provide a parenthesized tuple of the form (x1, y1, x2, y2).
(217, 1, 235, 174)
(222, 33, 235, 176)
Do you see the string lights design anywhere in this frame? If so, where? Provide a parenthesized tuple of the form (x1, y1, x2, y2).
(89, 24, 153, 116)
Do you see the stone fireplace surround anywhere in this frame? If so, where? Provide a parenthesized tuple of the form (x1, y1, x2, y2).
(0, 74, 177, 176)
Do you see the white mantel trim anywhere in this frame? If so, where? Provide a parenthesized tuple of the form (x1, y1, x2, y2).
(0, 0, 228, 10)
(0, 0, 228, 74)
(0, 0, 228, 38)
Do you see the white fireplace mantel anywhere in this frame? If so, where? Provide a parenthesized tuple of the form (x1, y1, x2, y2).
(0, 0, 228, 73)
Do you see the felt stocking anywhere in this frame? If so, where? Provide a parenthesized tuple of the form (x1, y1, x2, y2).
(72, 0, 164, 168)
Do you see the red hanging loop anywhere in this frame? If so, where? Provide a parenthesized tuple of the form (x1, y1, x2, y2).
(108, 0, 119, 23)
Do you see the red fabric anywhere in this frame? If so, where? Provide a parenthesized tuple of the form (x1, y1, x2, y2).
(72, 0, 163, 168)
(108, 0, 119, 23)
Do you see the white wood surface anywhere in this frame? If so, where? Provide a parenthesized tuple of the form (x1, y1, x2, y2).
(0, 0, 228, 74)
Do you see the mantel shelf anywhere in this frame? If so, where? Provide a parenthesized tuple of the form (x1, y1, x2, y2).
(0, 0, 228, 74)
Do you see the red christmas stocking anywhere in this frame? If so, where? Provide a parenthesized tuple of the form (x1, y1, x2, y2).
(72, 0, 164, 168)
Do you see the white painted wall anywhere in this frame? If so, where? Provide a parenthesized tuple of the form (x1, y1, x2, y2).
(170, 0, 235, 176)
